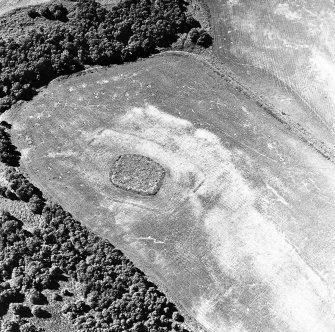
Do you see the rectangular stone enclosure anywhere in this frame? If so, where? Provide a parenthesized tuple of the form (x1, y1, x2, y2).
(110, 154, 165, 195)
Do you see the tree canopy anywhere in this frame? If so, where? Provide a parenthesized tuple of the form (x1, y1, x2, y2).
(0, 0, 208, 113)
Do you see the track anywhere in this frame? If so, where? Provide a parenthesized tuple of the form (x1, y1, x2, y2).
(154, 50, 335, 164)
(202, 0, 335, 151)
(5, 54, 335, 332)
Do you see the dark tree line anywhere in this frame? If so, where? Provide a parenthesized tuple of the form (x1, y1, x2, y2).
(189, 27, 212, 47)
(0, 147, 189, 331)
(0, 205, 189, 331)
(0, 167, 45, 214)
(0, 0, 211, 113)
(0, 127, 21, 166)
(28, 4, 69, 21)
(0, 1, 212, 330)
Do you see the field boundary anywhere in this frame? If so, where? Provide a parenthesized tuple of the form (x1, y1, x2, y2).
(153, 50, 335, 163)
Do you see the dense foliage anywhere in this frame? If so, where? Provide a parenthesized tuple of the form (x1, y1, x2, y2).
(0, 167, 45, 214)
(28, 4, 69, 21)
(0, 1, 212, 330)
(0, 163, 188, 330)
(0, 206, 188, 331)
(189, 27, 212, 47)
(0, 0, 208, 113)
(0, 137, 189, 331)
(0, 127, 21, 166)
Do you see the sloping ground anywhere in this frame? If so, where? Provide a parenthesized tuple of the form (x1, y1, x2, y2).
(0, 0, 119, 17)
(0, 0, 50, 16)
(204, 0, 335, 153)
(4, 54, 335, 332)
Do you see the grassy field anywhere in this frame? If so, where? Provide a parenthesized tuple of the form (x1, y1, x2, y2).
(5, 53, 335, 332)
(203, 0, 335, 157)
(0, 0, 50, 16)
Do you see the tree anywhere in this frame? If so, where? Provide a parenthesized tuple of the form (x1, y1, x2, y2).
(28, 289, 47, 305)
(51, 4, 68, 22)
(172, 311, 184, 323)
(29, 195, 44, 214)
(0, 128, 21, 166)
(1, 321, 20, 332)
(15, 184, 34, 201)
(197, 29, 212, 47)
(0, 185, 7, 197)
(10, 303, 31, 317)
(40, 6, 54, 20)
(4, 189, 17, 200)
(27, 8, 40, 19)
(0, 121, 12, 129)
(189, 28, 200, 43)
(185, 14, 201, 29)
(5, 168, 43, 202)
(0, 0, 208, 114)
(52, 293, 62, 301)
(31, 306, 51, 318)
